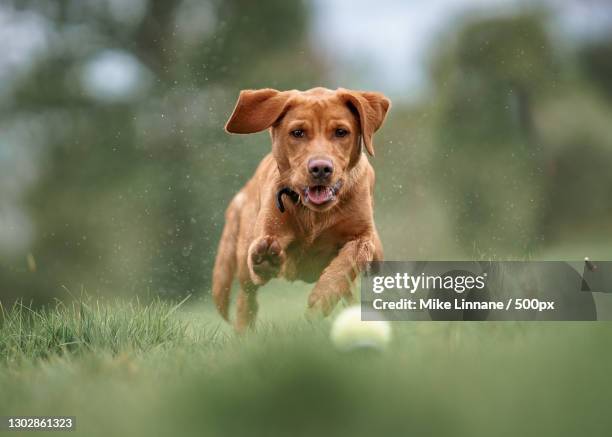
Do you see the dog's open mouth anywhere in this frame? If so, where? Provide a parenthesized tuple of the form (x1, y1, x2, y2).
(303, 180, 343, 206)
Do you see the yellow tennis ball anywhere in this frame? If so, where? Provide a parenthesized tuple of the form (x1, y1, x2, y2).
(330, 306, 391, 351)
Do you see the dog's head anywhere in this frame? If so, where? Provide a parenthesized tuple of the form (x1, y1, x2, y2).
(225, 87, 390, 212)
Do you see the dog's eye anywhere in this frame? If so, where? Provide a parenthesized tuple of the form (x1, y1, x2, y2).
(291, 129, 305, 138)
(335, 128, 348, 138)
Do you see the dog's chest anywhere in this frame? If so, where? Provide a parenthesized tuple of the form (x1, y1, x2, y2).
(282, 231, 343, 283)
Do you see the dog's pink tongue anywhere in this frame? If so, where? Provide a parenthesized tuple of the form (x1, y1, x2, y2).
(308, 186, 331, 205)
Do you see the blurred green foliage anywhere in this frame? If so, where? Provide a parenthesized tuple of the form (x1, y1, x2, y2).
(1, 0, 322, 303)
(1, 1, 612, 304)
(430, 15, 556, 255)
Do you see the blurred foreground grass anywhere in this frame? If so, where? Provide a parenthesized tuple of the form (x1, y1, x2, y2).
(1, 285, 611, 437)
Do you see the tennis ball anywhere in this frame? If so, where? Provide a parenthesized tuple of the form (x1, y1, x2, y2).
(330, 306, 391, 351)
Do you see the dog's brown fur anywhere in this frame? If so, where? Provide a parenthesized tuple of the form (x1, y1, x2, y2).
(212, 87, 390, 331)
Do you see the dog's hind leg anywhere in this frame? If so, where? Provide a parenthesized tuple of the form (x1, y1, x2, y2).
(235, 256, 260, 332)
(235, 281, 259, 333)
(212, 196, 242, 321)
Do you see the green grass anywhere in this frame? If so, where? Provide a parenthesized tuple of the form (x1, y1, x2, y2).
(1, 284, 612, 437)
(0, 297, 199, 364)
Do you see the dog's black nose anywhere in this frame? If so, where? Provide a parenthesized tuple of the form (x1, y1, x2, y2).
(308, 158, 334, 180)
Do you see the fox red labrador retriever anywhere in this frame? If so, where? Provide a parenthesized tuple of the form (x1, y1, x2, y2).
(212, 87, 390, 331)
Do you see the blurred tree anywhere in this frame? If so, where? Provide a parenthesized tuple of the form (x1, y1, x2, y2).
(1, 0, 323, 304)
(579, 35, 612, 102)
(429, 14, 557, 256)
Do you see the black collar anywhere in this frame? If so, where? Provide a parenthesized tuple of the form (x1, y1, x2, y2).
(276, 187, 300, 213)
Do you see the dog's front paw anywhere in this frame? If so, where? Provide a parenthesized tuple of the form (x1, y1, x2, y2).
(307, 290, 339, 317)
(307, 289, 342, 317)
(308, 281, 355, 317)
(248, 236, 285, 285)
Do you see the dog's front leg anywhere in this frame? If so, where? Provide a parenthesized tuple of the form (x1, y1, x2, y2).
(308, 237, 378, 316)
(247, 203, 294, 286)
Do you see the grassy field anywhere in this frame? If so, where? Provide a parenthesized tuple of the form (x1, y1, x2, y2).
(1, 282, 612, 437)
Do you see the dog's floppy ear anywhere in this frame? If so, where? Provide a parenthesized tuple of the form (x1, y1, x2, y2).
(338, 89, 391, 156)
(225, 88, 292, 134)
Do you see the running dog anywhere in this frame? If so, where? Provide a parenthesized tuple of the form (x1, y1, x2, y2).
(212, 87, 390, 331)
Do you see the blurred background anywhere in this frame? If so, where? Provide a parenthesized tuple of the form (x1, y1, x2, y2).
(1, 0, 612, 305)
